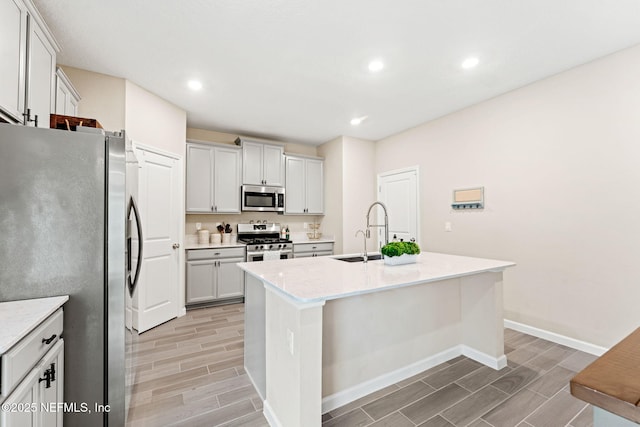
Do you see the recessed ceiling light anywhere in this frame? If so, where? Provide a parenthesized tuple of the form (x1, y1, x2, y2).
(461, 57, 479, 69)
(368, 60, 384, 73)
(350, 116, 368, 126)
(188, 80, 203, 90)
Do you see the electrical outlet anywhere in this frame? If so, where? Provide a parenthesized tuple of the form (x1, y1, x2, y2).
(196, 222, 202, 230)
(445, 222, 452, 232)
(303, 222, 308, 229)
(287, 329, 294, 355)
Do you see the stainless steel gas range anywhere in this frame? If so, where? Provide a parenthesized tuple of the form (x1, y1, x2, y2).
(237, 223, 293, 262)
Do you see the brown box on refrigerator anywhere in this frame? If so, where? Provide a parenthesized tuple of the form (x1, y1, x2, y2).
(50, 114, 103, 131)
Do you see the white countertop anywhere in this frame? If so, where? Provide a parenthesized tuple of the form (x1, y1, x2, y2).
(291, 238, 335, 244)
(0, 295, 69, 353)
(238, 252, 515, 303)
(185, 242, 247, 250)
(184, 234, 334, 249)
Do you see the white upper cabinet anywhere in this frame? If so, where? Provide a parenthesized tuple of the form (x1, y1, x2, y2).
(0, 0, 27, 122)
(55, 67, 80, 116)
(213, 145, 242, 213)
(262, 144, 284, 186)
(241, 139, 284, 186)
(305, 158, 324, 214)
(0, 0, 59, 127)
(186, 142, 241, 214)
(285, 155, 324, 215)
(186, 144, 213, 212)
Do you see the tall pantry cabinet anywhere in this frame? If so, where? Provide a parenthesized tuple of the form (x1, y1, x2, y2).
(0, 0, 59, 127)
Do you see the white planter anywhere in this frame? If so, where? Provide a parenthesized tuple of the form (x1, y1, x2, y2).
(383, 254, 417, 266)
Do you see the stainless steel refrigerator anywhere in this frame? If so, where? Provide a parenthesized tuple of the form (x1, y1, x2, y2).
(0, 123, 143, 426)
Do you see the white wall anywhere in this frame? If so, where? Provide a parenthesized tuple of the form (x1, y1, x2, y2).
(317, 137, 344, 253)
(341, 137, 376, 254)
(376, 44, 640, 348)
(125, 81, 186, 155)
(60, 66, 125, 131)
(317, 136, 377, 254)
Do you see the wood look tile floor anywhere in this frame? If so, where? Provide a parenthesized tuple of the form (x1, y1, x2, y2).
(126, 304, 597, 427)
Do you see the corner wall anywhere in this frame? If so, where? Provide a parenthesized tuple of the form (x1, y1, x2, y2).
(125, 81, 186, 155)
(317, 137, 344, 253)
(341, 137, 376, 254)
(60, 66, 125, 131)
(375, 44, 640, 348)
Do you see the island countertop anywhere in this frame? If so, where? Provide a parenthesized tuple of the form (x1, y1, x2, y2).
(237, 251, 515, 303)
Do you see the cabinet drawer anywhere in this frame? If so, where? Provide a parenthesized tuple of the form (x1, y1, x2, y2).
(293, 242, 334, 254)
(1, 308, 63, 397)
(187, 247, 246, 260)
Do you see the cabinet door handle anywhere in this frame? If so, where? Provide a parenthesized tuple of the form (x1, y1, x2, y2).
(42, 334, 57, 345)
(50, 363, 56, 382)
(211, 206, 214, 211)
(39, 369, 52, 389)
(172, 243, 180, 249)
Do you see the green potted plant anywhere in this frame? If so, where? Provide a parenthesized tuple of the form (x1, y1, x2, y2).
(380, 241, 421, 265)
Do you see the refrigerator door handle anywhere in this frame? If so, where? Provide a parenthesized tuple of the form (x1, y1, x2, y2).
(127, 195, 144, 296)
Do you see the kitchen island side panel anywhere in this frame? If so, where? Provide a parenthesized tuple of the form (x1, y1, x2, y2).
(322, 278, 462, 396)
(244, 273, 266, 399)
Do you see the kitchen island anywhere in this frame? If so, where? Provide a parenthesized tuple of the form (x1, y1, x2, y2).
(238, 252, 515, 427)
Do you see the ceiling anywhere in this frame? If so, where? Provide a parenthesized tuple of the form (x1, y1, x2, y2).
(35, 0, 640, 145)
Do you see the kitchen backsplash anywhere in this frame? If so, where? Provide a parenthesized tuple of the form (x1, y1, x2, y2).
(185, 213, 326, 236)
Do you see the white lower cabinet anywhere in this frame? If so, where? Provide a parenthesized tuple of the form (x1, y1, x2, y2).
(293, 241, 334, 258)
(1, 308, 64, 427)
(186, 247, 245, 305)
(38, 340, 63, 427)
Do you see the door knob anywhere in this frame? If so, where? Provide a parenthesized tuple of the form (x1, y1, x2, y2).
(172, 243, 180, 249)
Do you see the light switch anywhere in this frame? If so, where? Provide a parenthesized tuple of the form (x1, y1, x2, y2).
(445, 222, 452, 232)
(287, 329, 294, 355)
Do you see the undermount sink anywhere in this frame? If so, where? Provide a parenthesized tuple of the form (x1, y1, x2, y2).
(335, 254, 383, 263)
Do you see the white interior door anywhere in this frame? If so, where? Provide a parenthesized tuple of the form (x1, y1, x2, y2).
(133, 146, 181, 333)
(378, 167, 419, 246)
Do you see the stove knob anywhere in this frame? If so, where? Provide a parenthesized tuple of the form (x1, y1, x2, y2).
(277, 244, 282, 249)
(259, 245, 264, 250)
(282, 244, 287, 249)
(254, 245, 259, 251)
(269, 245, 274, 249)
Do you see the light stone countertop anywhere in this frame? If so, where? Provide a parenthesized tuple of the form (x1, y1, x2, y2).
(185, 242, 247, 250)
(0, 295, 69, 353)
(238, 252, 515, 303)
(291, 238, 335, 244)
(184, 234, 246, 250)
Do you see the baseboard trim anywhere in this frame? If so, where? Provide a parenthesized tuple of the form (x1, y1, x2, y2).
(504, 319, 608, 356)
(263, 400, 283, 427)
(461, 345, 507, 369)
(244, 365, 265, 401)
(321, 346, 461, 414)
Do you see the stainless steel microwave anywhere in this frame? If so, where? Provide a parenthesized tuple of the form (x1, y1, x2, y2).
(241, 185, 285, 212)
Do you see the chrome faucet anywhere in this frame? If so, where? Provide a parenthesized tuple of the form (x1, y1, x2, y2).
(355, 230, 368, 263)
(366, 201, 389, 248)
